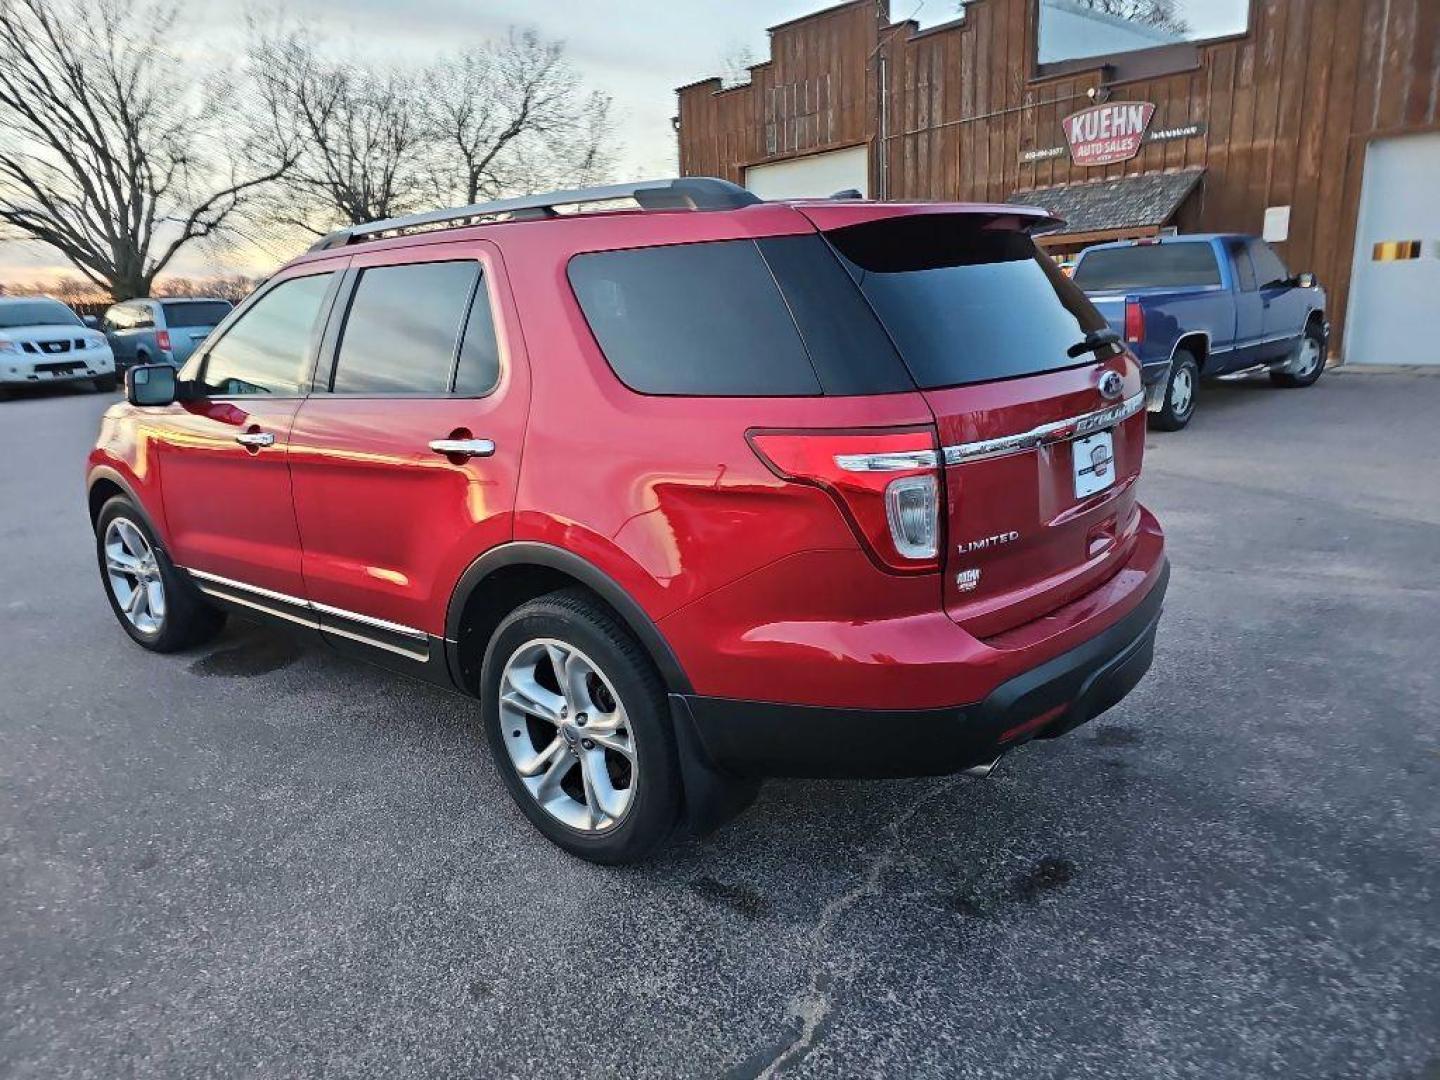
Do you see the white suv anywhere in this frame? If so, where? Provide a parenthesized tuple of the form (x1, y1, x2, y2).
(0, 297, 116, 397)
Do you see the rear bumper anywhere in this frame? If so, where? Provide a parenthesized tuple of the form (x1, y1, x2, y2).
(674, 559, 1168, 779)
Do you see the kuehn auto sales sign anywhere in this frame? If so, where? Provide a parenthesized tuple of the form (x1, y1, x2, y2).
(1062, 102, 1156, 166)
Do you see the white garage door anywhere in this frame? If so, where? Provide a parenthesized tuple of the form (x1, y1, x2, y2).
(1345, 133, 1440, 365)
(743, 145, 869, 200)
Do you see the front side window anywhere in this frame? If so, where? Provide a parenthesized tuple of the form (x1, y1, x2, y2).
(1072, 242, 1223, 291)
(1248, 241, 1291, 288)
(199, 273, 333, 396)
(329, 261, 481, 395)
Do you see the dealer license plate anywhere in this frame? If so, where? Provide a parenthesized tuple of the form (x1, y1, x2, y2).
(1072, 431, 1116, 499)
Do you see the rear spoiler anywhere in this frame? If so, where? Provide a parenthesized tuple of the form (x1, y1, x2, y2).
(794, 200, 1065, 234)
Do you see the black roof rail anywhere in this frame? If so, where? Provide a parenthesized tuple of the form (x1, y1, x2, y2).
(308, 177, 760, 252)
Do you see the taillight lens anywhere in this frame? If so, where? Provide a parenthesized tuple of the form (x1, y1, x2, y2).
(748, 428, 943, 573)
(1123, 299, 1145, 344)
(155, 329, 172, 351)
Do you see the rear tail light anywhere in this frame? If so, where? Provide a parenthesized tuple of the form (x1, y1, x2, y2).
(1123, 299, 1145, 344)
(748, 428, 943, 573)
(155, 330, 172, 351)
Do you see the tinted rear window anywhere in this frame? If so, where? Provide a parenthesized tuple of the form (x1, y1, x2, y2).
(569, 240, 821, 396)
(162, 301, 231, 327)
(1072, 242, 1222, 290)
(825, 216, 1111, 389)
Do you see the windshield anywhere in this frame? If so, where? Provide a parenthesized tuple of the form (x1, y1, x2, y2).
(1073, 242, 1222, 291)
(162, 301, 231, 328)
(0, 300, 82, 330)
(824, 215, 1112, 389)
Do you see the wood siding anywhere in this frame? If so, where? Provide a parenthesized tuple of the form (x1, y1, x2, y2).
(677, 0, 1440, 356)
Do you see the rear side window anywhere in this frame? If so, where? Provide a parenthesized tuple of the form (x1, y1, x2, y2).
(826, 215, 1112, 389)
(568, 238, 912, 397)
(162, 301, 231, 328)
(1072, 242, 1222, 291)
(200, 273, 333, 396)
(1230, 242, 1257, 291)
(330, 261, 480, 395)
(569, 240, 821, 396)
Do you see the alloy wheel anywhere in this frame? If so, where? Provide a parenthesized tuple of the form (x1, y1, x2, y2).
(104, 517, 165, 634)
(497, 638, 637, 832)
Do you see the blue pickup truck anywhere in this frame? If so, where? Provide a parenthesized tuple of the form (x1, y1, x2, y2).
(1072, 234, 1329, 430)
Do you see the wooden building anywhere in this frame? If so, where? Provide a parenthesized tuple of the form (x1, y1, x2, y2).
(676, 0, 1440, 364)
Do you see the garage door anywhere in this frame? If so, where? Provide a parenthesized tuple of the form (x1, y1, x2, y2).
(743, 145, 869, 200)
(1345, 133, 1440, 365)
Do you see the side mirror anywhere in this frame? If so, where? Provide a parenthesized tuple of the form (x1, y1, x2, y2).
(1295, 271, 1316, 289)
(126, 363, 178, 407)
(81, 314, 101, 329)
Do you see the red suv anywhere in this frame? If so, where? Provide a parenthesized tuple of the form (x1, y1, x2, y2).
(88, 178, 1167, 863)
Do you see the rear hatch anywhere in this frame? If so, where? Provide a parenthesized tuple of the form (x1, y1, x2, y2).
(808, 208, 1146, 637)
(161, 301, 232, 362)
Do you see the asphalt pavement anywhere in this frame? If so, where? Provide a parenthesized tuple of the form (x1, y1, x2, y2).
(2, 370, 1437, 1079)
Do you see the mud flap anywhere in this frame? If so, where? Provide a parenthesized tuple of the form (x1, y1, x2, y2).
(669, 695, 762, 836)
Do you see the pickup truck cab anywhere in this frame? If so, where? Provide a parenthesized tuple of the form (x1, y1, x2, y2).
(1072, 235, 1328, 430)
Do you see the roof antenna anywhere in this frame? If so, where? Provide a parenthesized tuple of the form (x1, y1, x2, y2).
(830, 188, 863, 200)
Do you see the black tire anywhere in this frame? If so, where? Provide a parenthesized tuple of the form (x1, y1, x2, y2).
(479, 588, 682, 864)
(95, 496, 225, 652)
(1149, 349, 1199, 432)
(1270, 322, 1327, 388)
(93, 373, 119, 393)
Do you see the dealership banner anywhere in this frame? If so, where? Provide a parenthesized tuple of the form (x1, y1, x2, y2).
(1020, 101, 1205, 165)
(1063, 102, 1155, 165)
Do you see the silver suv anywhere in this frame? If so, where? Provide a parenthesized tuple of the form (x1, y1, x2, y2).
(102, 298, 232, 372)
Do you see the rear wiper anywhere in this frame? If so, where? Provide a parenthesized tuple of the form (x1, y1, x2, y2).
(1067, 327, 1122, 359)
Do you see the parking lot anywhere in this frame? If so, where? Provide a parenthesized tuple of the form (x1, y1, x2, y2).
(2, 371, 1438, 1078)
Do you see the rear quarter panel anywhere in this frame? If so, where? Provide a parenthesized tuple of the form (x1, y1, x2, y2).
(487, 205, 938, 624)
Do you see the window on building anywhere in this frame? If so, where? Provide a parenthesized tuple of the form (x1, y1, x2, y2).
(1037, 0, 1250, 65)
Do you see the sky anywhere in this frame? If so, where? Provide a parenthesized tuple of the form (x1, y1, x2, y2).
(0, 0, 1249, 288)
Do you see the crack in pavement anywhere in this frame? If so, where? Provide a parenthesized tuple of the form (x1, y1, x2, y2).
(754, 778, 952, 1079)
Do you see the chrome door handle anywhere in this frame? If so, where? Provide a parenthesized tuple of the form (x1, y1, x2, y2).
(235, 431, 275, 448)
(428, 438, 495, 459)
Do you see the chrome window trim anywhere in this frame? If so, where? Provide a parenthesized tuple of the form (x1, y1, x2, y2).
(183, 567, 430, 653)
(941, 392, 1144, 465)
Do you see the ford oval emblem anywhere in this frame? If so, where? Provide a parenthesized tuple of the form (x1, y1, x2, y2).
(1098, 370, 1124, 401)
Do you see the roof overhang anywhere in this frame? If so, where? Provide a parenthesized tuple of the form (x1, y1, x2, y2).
(1008, 167, 1206, 241)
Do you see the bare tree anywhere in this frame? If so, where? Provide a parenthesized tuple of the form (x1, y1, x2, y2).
(1058, 0, 1190, 34)
(249, 27, 430, 235)
(419, 30, 615, 208)
(718, 42, 756, 90)
(0, 0, 292, 300)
